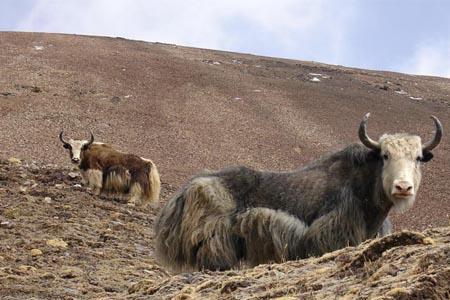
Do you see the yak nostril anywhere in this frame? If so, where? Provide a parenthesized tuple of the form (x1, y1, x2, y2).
(394, 182, 413, 193)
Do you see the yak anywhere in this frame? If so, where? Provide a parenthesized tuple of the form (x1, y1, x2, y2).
(59, 131, 160, 206)
(154, 113, 442, 271)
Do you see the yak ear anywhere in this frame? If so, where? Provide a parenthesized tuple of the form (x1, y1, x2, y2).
(420, 150, 434, 162)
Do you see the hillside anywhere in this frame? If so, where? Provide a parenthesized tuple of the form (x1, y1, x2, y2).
(0, 32, 449, 299)
(0, 159, 448, 299)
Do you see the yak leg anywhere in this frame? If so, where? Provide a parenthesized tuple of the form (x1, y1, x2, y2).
(82, 169, 103, 196)
(299, 207, 367, 258)
(127, 183, 143, 206)
(235, 207, 308, 266)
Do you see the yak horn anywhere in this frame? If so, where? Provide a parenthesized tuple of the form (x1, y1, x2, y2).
(422, 116, 443, 152)
(59, 131, 70, 146)
(358, 113, 381, 151)
(86, 130, 95, 146)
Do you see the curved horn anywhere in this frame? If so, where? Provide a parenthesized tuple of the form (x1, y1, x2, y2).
(85, 130, 95, 146)
(59, 131, 70, 146)
(358, 113, 381, 151)
(422, 115, 443, 152)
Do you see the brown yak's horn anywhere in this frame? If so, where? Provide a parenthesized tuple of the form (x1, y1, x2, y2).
(358, 113, 381, 151)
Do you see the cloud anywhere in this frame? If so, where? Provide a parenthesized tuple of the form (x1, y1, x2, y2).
(15, 0, 355, 64)
(400, 40, 450, 78)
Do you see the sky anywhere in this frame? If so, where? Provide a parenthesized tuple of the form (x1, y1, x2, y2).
(1, 0, 450, 78)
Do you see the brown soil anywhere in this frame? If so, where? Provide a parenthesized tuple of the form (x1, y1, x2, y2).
(0, 32, 449, 299)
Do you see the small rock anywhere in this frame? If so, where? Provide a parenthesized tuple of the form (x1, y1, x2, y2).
(54, 183, 64, 189)
(310, 77, 321, 82)
(19, 186, 27, 193)
(73, 184, 82, 189)
(68, 172, 79, 179)
(34, 45, 44, 50)
(18, 265, 37, 273)
(111, 96, 121, 104)
(46, 239, 68, 249)
(60, 267, 83, 279)
(0, 221, 12, 228)
(44, 197, 52, 204)
(395, 89, 407, 95)
(31, 86, 41, 93)
(8, 157, 21, 165)
(40, 272, 56, 280)
(30, 249, 43, 256)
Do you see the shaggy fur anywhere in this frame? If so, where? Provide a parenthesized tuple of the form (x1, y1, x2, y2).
(155, 139, 436, 271)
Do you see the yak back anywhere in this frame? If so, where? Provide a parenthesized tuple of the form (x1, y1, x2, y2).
(215, 143, 385, 227)
(80, 143, 151, 178)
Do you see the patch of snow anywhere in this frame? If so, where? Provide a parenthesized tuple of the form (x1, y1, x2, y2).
(252, 89, 261, 92)
(234, 97, 242, 100)
(409, 96, 423, 100)
(310, 77, 321, 82)
(395, 90, 408, 95)
(124, 95, 132, 98)
(34, 46, 44, 51)
(308, 73, 329, 79)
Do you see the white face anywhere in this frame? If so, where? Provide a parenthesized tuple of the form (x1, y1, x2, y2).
(379, 134, 423, 212)
(63, 139, 91, 164)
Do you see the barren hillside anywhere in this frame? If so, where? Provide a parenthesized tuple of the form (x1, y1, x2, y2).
(0, 32, 449, 299)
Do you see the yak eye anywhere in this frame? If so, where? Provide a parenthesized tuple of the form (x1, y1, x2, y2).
(382, 154, 389, 160)
(416, 156, 422, 162)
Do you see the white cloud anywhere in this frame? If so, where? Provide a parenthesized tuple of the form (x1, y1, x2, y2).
(15, 0, 356, 64)
(401, 40, 450, 78)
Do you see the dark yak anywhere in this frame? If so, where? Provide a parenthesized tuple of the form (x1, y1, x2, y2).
(155, 113, 442, 271)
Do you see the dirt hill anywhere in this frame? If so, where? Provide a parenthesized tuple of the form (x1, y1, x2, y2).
(0, 159, 448, 299)
(0, 32, 449, 299)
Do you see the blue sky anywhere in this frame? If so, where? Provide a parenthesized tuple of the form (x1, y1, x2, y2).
(2, 0, 450, 77)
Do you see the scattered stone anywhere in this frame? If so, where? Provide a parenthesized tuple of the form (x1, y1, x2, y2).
(19, 186, 27, 193)
(18, 265, 37, 273)
(68, 172, 79, 179)
(1, 92, 14, 96)
(395, 89, 407, 95)
(60, 267, 83, 279)
(124, 94, 132, 98)
(44, 197, 52, 204)
(34, 45, 44, 50)
(111, 96, 121, 104)
(310, 77, 321, 82)
(3, 208, 20, 219)
(73, 184, 82, 189)
(31, 86, 41, 93)
(40, 273, 56, 280)
(30, 249, 43, 257)
(0, 221, 12, 228)
(54, 183, 64, 189)
(46, 239, 68, 249)
(8, 157, 21, 165)
(409, 96, 423, 100)
(234, 97, 242, 100)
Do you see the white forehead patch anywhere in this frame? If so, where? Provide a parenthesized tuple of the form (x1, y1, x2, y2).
(379, 134, 422, 159)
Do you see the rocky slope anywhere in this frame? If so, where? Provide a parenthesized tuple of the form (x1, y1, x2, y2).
(0, 159, 449, 299)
